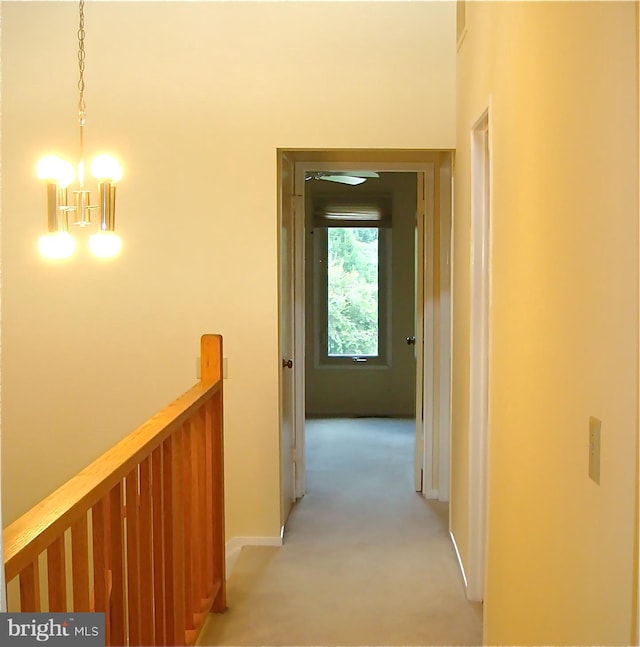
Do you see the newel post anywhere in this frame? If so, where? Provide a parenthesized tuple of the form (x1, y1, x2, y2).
(199, 335, 226, 612)
(200, 334, 223, 384)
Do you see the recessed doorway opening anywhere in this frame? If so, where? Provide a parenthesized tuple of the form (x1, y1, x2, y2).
(278, 150, 454, 528)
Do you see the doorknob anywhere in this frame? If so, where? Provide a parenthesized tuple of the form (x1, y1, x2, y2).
(282, 359, 293, 369)
(406, 336, 416, 346)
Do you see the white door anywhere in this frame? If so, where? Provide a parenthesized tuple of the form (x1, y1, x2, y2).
(279, 152, 296, 527)
(416, 168, 438, 497)
(414, 171, 426, 491)
(437, 158, 453, 502)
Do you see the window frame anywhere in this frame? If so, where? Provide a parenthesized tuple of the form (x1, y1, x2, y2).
(313, 196, 392, 369)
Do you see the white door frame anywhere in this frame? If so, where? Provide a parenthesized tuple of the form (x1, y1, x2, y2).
(438, 159, 453, 502)
(419, 166, 437, 498)
(415, 160, 454, 501)
(286, 153, 452, 502)
(278, 152, 297, 523)
(467, 107, 491, 602)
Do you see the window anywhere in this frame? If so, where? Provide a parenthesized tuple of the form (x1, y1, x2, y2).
(314, 196, 391, 367)
(327, 227, 379, 357)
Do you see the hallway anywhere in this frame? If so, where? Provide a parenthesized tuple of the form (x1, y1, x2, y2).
(198, 418, 482, 646)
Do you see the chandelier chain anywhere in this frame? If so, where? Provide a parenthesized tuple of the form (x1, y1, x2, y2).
(77, 0, 87, 126)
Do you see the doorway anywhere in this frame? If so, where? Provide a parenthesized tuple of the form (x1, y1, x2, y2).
(278, 151, 453, 527)
(304, 171, 416, 418)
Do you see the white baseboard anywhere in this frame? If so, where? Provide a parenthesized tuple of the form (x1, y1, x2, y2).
(423, 488, 439, 499)
(449, 530, 469, 590)
(225, 535, 283, 578)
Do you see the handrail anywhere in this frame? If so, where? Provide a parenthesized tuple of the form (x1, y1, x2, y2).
(3, 334, 226, 646)
(4, 382, 219, 581)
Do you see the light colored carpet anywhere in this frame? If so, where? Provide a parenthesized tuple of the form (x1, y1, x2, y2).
(197, 418, 483, 646)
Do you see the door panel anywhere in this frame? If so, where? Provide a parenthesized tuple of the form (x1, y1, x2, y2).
(416, 166, 439, 498)
(423, 164, 437, 498)
(415, 172, 426, 491)
(279, 153, 295, 526)
(438, 159, 453, 502)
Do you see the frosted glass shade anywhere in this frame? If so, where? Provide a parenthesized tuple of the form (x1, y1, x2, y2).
(36, 156, 75, 188)
(38, 232, 76, 259)
(90, 155, 122, 182)
(89, 231, 121, 258)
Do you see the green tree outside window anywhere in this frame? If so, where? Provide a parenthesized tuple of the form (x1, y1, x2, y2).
(327, 227, 379, 356)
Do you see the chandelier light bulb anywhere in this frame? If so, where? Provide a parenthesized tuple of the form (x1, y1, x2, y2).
(90, 154, 122, 182)
(36, 156, 75, 188)
(38, 231, 76, 260)
(89, 231, 122, 258)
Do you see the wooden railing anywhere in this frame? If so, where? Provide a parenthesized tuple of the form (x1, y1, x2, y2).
(3, 334, 226, 646)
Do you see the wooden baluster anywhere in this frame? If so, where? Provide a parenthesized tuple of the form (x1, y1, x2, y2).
(71, 515, 91, 611)
(163, 434, 186, 646)
(92, 498, 110, 645)
(211, 391, 226, 611)
(201, 334, 225, 611)
(182, 421, 196, 636)
(126, 468, 141, 646)
(47, 536, 67, 612)
(109, 483, 127, 646)
(19, 560, 41, 612)
(151, 446, 166, 646)
(192, 413, 205, 613)
(139, 457, 155, 647)
(204, 399, 214, 597)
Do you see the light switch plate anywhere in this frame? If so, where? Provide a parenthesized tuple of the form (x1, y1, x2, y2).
(589, 416, 601, 484)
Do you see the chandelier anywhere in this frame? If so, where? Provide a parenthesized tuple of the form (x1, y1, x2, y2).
(37, 0, 123, 260)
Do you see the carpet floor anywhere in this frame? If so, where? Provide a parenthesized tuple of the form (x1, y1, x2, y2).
(197, 417, 483, 646)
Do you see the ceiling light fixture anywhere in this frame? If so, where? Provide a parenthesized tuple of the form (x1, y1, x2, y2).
(37, 0, 123, 260)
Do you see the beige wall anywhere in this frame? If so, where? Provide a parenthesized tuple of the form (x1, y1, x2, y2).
(305, 172, 417, 417)
(453, 2, 638, 644)
(0, 2, 456, 542)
